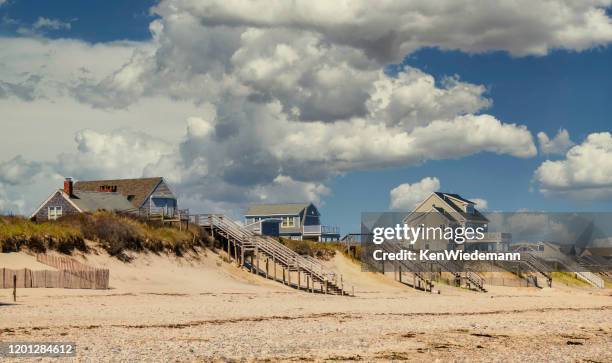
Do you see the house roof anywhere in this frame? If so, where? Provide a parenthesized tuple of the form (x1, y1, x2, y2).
(70, 190, 135, 212)
(73, 177, 163, 208)
(433, 192, 488, 223)
(438, 192, 475, 204)
(245, 203, 311, 216)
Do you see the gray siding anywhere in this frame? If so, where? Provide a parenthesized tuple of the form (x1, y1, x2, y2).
(34, 191, 80, 221)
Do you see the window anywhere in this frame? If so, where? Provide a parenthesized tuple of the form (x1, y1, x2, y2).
(281, 216, 295, 228)
(466, 204, 474, 214)
(48, 206, 63, 220)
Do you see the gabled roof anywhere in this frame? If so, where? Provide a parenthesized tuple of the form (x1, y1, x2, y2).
(71, 190, 135, 212)
(438, 192, 474, 204)
(245, 203, 311, 216)
(73, 177, 164, 208)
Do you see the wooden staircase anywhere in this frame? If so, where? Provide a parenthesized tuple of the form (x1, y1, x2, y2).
(191, 214, 350, 296)
(378, 242, 435, 292)
(578, 256, 612, 280)
(519, 253, 553, 287)
(434, 259, 487, 292)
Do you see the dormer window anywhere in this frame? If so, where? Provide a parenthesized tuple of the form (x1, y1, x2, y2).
(466, 204, 474, 214)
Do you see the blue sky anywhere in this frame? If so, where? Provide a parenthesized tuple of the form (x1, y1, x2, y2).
(326, 47, 612, 232)
(1, 1, 611, 234)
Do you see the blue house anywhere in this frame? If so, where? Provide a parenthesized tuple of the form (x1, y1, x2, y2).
(244, 203, 340, 241)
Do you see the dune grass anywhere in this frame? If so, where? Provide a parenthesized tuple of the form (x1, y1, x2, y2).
(550, 271, 592, 288)
(278, 238, 362, 261)
(0, 212, 211, 260)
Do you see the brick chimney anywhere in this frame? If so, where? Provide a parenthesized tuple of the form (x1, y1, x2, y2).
(63, 177, 73, 196)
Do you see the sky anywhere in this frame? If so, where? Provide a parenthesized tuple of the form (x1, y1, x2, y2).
(1, 0, 612, 234)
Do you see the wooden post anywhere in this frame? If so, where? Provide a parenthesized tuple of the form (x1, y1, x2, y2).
(241, 246, 245, 267)
(282, 269, 286, 285)
(288, 266, 292, 288)
(273, 254, 277, 282)
(381, 260, 385, 274)
(399, 266, 402, 283)
(255, 246, 259, 275)
(325, 278, 328, 294)
(233, 241, 238, 266)
(297, 267, 301, 291)
(13, 273, 17, 302)
(265, 258, 269, 279)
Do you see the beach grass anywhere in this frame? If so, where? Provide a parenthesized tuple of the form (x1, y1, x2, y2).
(0, 212, 210, 260)
(550, 271, 592, 288)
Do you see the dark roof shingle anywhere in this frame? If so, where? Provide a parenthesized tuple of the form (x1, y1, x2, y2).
(70, 190, 135, 212)
(73, 177, 163, 208)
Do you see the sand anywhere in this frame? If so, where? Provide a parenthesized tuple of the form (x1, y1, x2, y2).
(1, 249, 611, 362)
(0, 252, 57, 270)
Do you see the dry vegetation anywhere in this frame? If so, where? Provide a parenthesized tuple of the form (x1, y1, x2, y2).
(0, 212, 211, 261)
(279, 238, 362, 261)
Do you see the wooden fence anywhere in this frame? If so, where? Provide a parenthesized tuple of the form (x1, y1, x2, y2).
(0, 254, 109, 289)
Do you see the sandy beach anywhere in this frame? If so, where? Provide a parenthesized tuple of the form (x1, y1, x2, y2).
(1, 250, 611, 362)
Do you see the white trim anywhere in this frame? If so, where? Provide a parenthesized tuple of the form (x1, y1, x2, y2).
(245, 213, 301, 217)
(29, 190, 83, 219)
(140, 178, 165, 209)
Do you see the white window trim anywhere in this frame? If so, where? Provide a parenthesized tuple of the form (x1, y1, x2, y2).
(48, 206, 63, 220)
(281, 216, 296, 228)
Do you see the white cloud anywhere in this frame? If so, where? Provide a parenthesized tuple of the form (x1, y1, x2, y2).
(0, 185, 26, 215)
(56, 129, 175, 180)
(33, 17, 72, 31)
(469, 198, 488, 210)
(0, 156, 42, 185)
(534, 132, 612, 199)
(14, 0, 612, 215)
(390, 177, 440, 210)
(156, 0, 612, 61)
(537, 128, 574, 155)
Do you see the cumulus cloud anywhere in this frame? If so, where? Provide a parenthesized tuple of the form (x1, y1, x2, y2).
(537, 128, 574, 155)
(390, 177, 440, 210)
(0, 185, 26, 215)
(534, 132, 612, 199)
(0, 74, 43, 101)
(469, 198, 489, 210)
(156, 0, 612, 61)
(13, 0, 612, 215)
(56, 129, 175, 180)
(0, 155, 43, 185)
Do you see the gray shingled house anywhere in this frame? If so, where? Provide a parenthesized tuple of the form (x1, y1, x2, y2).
(244, 203, 340, 241)
(31, 177, 179, 221)
(403, 192, 511, 252)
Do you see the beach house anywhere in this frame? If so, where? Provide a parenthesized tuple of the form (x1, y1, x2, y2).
(31, 177, 179, 221)
(244, 203, 340, 241)
(403, 192, 511, 252)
